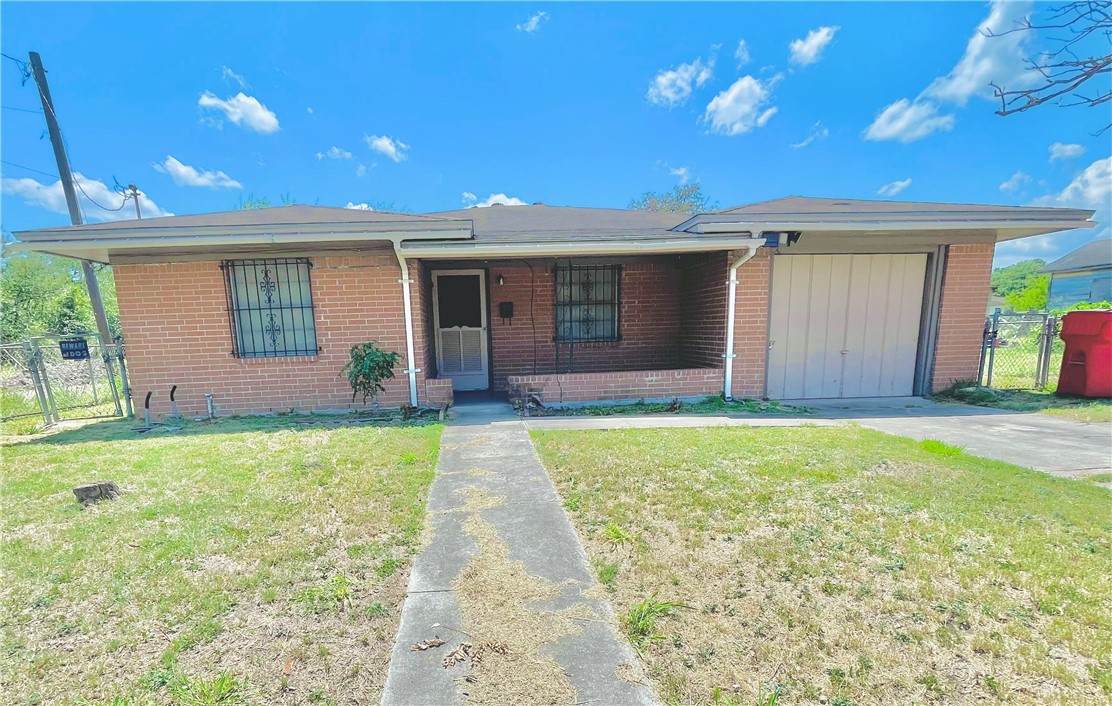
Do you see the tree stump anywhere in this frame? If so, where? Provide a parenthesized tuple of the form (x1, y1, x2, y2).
(73, 481, 121, 505)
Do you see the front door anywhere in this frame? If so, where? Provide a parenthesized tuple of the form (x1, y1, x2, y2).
(432, 270, 489, 391)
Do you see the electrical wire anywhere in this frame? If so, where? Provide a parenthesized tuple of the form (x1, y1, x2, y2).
(1, 160, 58, 179)
(2, 105, 43, 114)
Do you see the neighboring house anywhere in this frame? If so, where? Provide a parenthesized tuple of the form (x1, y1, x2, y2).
(1041, 238, 1112, 310)
(12, 196, 1094, 417)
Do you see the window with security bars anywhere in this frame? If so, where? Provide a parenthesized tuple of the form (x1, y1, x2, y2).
(222, 258, 318, 357)
(554, 264, 621, 342)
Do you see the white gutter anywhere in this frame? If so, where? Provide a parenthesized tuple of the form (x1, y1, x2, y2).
(398, 236, 764, 258)
(14, 220, 474, 242)
(723, 238, 766, 401)
(390, 240, 421, 408)
(6, 228, 474, 253)
(690, 220, 1096, 235)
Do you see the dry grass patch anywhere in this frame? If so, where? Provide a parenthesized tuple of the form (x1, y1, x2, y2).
(1, 415, 441, 705)
(448, 488, 579, 705)
(532, 426, 1112, 706)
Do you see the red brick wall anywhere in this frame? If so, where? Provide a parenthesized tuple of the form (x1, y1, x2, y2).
(486, 261, 684, 391)
(507, 368, 722, 404)
(931, 243, 994, 391)
(114, 254, 434, 417)
(679, 252, 728, 369)
(729, 250, 772, 399)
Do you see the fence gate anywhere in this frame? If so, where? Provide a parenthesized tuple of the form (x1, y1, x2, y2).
(978, 309, 1062, 390)
(0, 334, 130, 427)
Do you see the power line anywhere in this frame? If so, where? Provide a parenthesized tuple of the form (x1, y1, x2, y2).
(2, 105, 43, 114)
(74, 179, 129, 213)
(0, 159, 58, 179)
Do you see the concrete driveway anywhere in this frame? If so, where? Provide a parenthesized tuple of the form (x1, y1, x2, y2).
(525, 397, 1111, 478)
(787, 397, 1112, 478)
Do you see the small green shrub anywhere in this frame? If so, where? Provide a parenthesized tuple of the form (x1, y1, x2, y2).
(294, 575, 351, 614)
(342, 342, 400, 404)
(171, 672, 245, 705)
(623, 595, 689, 649)
(919, 439, 963, 456)
(597, 561, 620, 587)
(603, 522, 633, 545)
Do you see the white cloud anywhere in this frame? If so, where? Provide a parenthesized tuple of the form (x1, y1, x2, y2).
(345, 202, 373, 210)
(220, 66, 248, 88)
(790, 121, 829, 149)
(669, 166, 691, 185)
(461, 191, 477, 204)
(647, 55, 715, 108)
(864, 1, 1033, 142)
(198, 91, 280, 133)
(877, 178, 913, 197)
(1031, 156, 1111, 209)
(734, 40, 751, 67)
(863, 98, 955, 143)
(153, 155, 242, 189)
(703, 75, 779, 136)
(355, 164, 367, 177)
(923, 1, 1034, 106)
(2, 173, 172, 221)
(789, 26, 839, 66)
(999, 170, 1031, 192)
(998, 156, 1111, 266)
(316, 146, 353, 161)
(363, 134, 409, 163)
(516, 11, 549, 33)
(307, 106, 314, 115)
(467, 193, 528, 208)
(1049, 142, 1085, 162)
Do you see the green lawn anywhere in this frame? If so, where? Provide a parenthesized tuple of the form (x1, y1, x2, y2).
(938, 387, 1112, 424)
(532, 426, 1112, 706)
(1, 416, 441, 706)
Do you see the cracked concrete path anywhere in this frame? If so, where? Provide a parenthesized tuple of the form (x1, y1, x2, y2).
(381, 402, 657, 706)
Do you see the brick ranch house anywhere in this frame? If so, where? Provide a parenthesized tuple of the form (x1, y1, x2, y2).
(13, 196, 1094, 417)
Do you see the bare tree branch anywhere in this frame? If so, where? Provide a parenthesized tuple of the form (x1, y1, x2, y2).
(986, 0, 1112, 133)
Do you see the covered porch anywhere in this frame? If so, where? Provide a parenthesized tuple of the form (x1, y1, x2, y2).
(416, 251, 746, 405)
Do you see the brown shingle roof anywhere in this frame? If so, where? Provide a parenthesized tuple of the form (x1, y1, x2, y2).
(427, 204, 685, 241)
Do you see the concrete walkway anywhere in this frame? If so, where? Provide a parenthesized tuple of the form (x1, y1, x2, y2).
(524, 397, 1112, 478)
(382, 402, 656, 706)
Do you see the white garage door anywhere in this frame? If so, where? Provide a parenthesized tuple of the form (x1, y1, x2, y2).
(767, 254, 927, 399)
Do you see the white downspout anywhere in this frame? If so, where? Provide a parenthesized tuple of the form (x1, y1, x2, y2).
(723, 239, 764, 401)
(392, 242, 420, 407)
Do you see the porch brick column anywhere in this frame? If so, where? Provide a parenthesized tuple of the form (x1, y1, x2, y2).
(931, 243, 995, 391)
(729, 250, 772, 399)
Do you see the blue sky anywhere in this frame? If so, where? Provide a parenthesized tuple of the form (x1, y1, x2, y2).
(2, 2, 1108, 267)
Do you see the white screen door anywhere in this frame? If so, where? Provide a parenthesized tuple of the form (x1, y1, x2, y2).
(433, 270, 489, 391)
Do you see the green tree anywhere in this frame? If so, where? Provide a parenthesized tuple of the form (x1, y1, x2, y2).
(1003, 274, 1049, 311)
(990, 259, 1046, 299)
(0, 250, 120, 342)
(629, 184, 715, 214)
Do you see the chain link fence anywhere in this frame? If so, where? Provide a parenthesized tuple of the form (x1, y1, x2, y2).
(978, 310, 1062, 390)
(0, 333, 131, 427)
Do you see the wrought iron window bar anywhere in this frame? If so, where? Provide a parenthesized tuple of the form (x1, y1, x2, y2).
(221, 258, 319, 357)
(554, 263, 621, 343)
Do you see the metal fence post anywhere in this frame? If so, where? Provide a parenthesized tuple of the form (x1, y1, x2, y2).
(23, 340, 53, 426)
(116, 337, 133, 417)
(30, 339, 61, 423)
(985, 308, 1001, 388)
(977, 317, 990, 387)
(97, 333, 123, 417)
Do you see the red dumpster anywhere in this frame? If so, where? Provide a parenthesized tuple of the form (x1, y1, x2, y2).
(1056, 310, 1112, 398)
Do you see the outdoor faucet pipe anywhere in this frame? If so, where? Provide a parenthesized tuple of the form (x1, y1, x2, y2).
(723, 238, 765, 401)
(169, 385, 179, 418)
(143, 391, 152, 428)
(391, 241, 420, 407)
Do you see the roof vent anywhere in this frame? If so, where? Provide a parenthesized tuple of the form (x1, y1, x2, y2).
(490, 203, 503, 207)
(533, 202, 544, 206)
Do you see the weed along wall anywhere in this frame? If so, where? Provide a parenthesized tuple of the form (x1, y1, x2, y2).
(114, 254, 450, 418)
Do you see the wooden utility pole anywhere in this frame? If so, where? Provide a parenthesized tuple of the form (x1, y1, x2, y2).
(28, 51, 114, 348)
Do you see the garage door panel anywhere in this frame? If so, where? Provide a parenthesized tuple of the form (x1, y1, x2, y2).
(768, 254, 926, 399)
